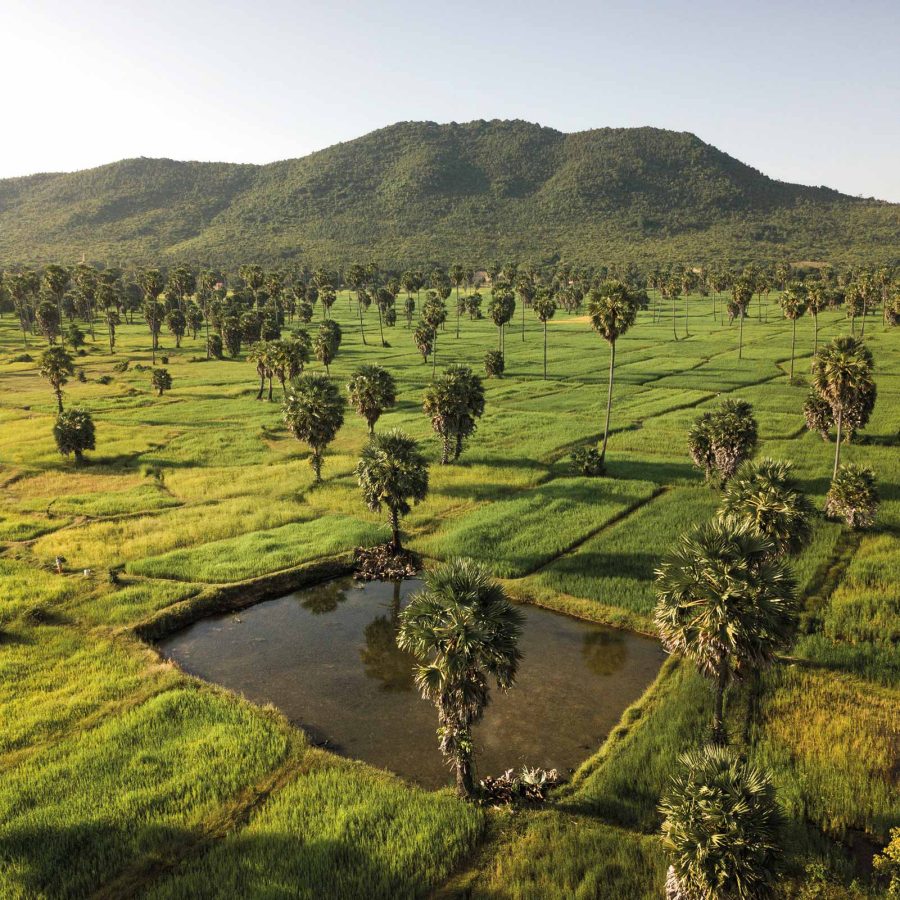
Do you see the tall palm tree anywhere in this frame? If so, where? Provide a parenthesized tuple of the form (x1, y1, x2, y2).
(488, 289, 515, 360)
(313, 320, 341, 376)
(282, 373, 345, 482)
(805, 280, 827, 364)
(533, 293, 557, 379)
(779, 283, 807, 382)
(248, 341, 273, 400)
(397, 558, 524, 797)
(588, 280, 639, 467)
(39, 345, 75, 412)
(654, 519, 797, 744)
(42, 264, 71, 346)
(347, 365, 397, 434)
(449, 264, 466, 338)
(718, 458, 813, 557)
(422, 293, 448, 377)
(811, 336, 875, 478)
(730, 278, 753, 360)
(660, 745, 783, 900)
(355, 429, 429, 551)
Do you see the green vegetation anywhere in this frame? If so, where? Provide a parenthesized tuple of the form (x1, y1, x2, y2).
(1, 121, 898, 268)
(0, 270, 896, 898)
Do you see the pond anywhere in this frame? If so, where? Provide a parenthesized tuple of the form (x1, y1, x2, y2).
(159, 577, 665, 788)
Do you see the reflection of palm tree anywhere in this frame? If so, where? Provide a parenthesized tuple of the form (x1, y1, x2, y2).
(580, 630, 628, 676)
(299, 580, 347, 615)
(360, 582, 416, 691)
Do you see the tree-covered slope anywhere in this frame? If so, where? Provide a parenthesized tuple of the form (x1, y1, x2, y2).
(1, 120, 897, 267)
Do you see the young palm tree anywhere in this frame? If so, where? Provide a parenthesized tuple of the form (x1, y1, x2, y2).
(150, 367, 173, 397)
(314, 320, 342, 376)
(533, 293, 556, 380)
(347, 365, 397, 433)
(718, 458, 814, 556)
(825, 463, 879, 530)
(282, 373, 345, 482)
(422, 364, 486, 464)
(53, 407, 96, 464)
(39, 346, 75, 413)
(588, 280, 639, 467)
(397, 558, 524, 797)
(356, 429, 429, 551)
(654, 519, 797, 744)
(811, 336, 875, 478)
(660, 745, 783, 900)
(779, 283, 807, 382)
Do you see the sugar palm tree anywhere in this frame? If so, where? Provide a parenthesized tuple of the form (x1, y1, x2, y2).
(825, 463, 879, 530)
(533, 293, 557, 379)
(718, 458, 814, 557)
(660, 745, 783, 900)
(731, 278, 753, 360)
(588, 280, 639, 467)
(449, 263, 466, 338)
(805, 280, 827, 364)
(282, 373, 345, 482)
(248, 341, 273, 400)
(347, 365, 397, 433)
(779, 283, 807, 382)
(422, 293, 448, 376)
(811, 336, 875, 478)
(654, 519, 797, 744)
(314, 320, 342, 376)
(422, 364, 485, 464)
(39, 345, 75, 412)
(53, 407, 96, 464)
(356, 429, 429, 551)
(42, 264, 71, 345)
(397, 558, 524, 797)
(488, 289, 515, 359)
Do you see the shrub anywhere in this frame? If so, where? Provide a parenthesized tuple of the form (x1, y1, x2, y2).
(151, 368, 173, 396)
(97, 375, 113, 385)
(10, 353, 33, 363)
(112, 359, 130, 373)
(160, 355, 169, 364)
(53, 408, 96, 462)
(484, 350, 505, 378)
(571, 446, 605, 476)
(825, 464, 878, 530)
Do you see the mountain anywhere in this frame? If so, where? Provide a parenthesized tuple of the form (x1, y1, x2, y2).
(1, 120, 897, 268)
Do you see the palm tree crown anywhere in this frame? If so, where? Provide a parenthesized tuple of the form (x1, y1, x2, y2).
(718, 458, 814, 557)
(39, 346, 75, 413)
(422, 365, 485, 464)
(660, 744, 783, 900)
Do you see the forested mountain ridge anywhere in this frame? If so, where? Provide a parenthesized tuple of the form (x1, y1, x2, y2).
(1, 119, 897, 268)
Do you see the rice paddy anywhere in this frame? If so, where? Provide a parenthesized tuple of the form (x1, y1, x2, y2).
(0, 290, 896, 897)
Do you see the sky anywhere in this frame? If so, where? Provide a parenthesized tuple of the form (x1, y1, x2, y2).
(1, 0, 898, 201)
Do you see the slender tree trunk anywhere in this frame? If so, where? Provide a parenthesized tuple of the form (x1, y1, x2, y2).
(813, 314, 818, 367)
(267, 376, 273, 401)
(359, 300, 366, 345)
(684, 296, 689, 338)
(738, 314, 744, 360)
(672, 295, 677, 340)
(441, 433, 450, 465)
(600, 340, 616, 463)
(390, 506, 401, 552)
(378, 306, 385, 347)
(713, 663, 728, 746)
(55, 387, 63, 414)
(833, 409, 843, 480)
(432, 332, 437, 377)
(860, 303, 867, 338)
(256, 371, 264, 400)
(313, 449, 322, 483)
(543, 320, 548, 379)
(456, 287, 460, 338)
(521, 299, 525, 341)
(790, 318, 796, 382)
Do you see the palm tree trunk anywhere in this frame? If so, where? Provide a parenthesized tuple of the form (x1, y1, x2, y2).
(521, 300, 525, 341)
(432, 333, 437, 377)
(813, 314, 818, 368)
(56, 388, 63, 414)
(313, 448, 322, 483)
(390, 506, 401, 552)
(672, 296, 677, 340)
(455, 742, 475, 798)
(456, 288, 461, 338)
(543, 320, 548, 380)
(790, 318, 796, 382)
(713, 663, 728, 745)
(600, 340, 616, 463)
(738, 314, 744, 360)
(441, 433, 450, 465)
(256, 372, 264, 400)
(860, 303, 867, 338)
(684, 296, 689, 338)
(833, 409, 843, 480)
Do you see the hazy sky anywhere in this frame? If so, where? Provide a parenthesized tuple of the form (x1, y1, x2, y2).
(2, 0, 898, 200)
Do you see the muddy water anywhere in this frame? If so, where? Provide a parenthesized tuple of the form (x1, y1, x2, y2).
(159, 577, 664, 788)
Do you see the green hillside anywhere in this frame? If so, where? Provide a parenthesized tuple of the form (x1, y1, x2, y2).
(1, 120, 897, 267)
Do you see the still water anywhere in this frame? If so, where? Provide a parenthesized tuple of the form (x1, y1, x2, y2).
(159, 578, 664, 788)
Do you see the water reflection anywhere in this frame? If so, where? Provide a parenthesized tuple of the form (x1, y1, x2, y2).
(159, 577, 664, 788)
(581, 629, 628, 676)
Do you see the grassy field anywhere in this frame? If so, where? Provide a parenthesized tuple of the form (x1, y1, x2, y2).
(0, 289, 897, 897)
